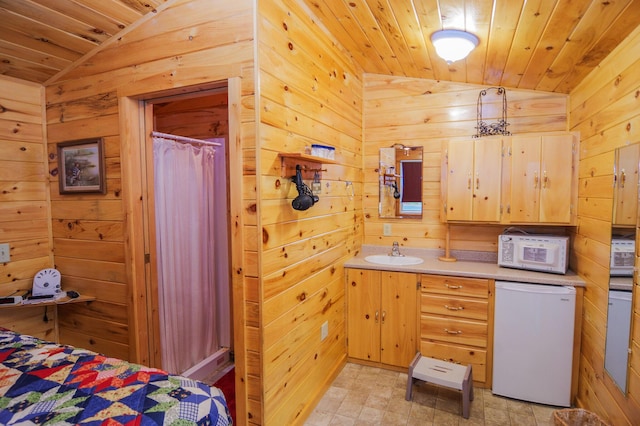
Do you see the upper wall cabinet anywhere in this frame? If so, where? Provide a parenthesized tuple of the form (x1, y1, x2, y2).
(442, 138, 503, 222)
(441, 132, 578, 225)
(612, 143, 639, 226)
(504, 134, 577, 224)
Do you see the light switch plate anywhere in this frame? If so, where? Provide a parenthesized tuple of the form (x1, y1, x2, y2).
(321, 321, 328, 341)
(383, 224, 392, 236)
(0, 243, 9, 263)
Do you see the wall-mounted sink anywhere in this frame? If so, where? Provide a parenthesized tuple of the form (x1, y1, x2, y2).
(364, 254, 424, 266)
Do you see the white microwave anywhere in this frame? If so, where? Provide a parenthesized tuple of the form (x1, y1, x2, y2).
(498, 233, 569, 274)
(610, 238, 635, 276)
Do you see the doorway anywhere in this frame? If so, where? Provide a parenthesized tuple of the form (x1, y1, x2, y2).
(143, 88, 234, 380)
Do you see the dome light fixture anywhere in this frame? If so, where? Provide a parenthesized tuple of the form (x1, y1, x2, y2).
(431, 30, 479, 64)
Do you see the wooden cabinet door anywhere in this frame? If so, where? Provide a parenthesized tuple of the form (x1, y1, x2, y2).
(380, 272, 417, 367)
(445, 139, 474, 221)
(472, 138, 503, 221)
(509, 136, 542, 222)
(539, 134, 574, 223)
(509, 134, 575, 224)
(445, 138, 502, 222)
(613, 143, 640, 226)
(346, 269, 381, 362)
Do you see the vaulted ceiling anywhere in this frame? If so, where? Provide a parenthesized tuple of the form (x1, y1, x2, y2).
(2, 0, 639, 94)
(0, 0, 167, 84)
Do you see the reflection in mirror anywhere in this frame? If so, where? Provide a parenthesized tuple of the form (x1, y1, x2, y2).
(607, 229, 634, 393)
(379, 145, 423, 218)
(605, 142, 639, 395)
(613, 144, 639, 226)
(606, 282, 632, 393)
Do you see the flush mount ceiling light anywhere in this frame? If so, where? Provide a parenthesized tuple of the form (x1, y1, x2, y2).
(431, 30, 479, 64)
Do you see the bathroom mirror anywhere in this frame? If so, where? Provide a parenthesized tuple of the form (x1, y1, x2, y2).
(378, 145, 423, 218)
(605, 142, 638, 394)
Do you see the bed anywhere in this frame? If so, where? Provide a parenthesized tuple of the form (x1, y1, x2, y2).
(0, 329, 232, 425)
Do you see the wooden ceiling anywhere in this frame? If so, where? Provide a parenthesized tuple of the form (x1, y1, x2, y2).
(0, 0, 167, 84)
(1, 0, 639, 94)
(304, 0, 640, 94)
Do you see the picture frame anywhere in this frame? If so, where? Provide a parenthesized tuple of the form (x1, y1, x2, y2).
(57, 138, 106, 194)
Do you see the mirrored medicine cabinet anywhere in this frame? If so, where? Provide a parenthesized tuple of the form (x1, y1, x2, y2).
(605, 142, 638, 394)
(378, 144, 423, 218)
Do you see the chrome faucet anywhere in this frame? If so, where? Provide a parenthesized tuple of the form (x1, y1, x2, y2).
(390, 241, 403, 257)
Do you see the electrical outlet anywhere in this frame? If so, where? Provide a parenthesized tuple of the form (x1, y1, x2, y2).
(0, 243, 9, 263)
(321, 321, 329, 341)
(383, 223, 392, 236)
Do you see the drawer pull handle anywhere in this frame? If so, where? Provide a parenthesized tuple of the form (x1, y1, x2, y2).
(375, 310, 379, 323)
(445, 305, 464, 311)
(442, 358, 461, 364)
(444, 329, 462, 335)
(381, 310, 386, 324)
(445, 284, 463, 289)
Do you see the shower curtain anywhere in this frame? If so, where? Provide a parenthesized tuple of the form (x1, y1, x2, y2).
(153, 135, 222, 375)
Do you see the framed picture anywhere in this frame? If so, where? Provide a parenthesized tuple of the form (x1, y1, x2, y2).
(57, 138, 106, 194)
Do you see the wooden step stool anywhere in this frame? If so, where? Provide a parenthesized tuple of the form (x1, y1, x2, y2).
(405, 353, 474, 419)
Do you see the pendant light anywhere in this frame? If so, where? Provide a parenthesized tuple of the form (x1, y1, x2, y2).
(431, 30, 479, 64)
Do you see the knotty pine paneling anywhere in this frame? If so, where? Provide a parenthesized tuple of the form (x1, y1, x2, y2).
(40, 0, 256, 423)
(569, 24, 640, 424)
(257, 0, 362, 423)
(154, 91, 230, 138)
(363, 74, 570, 251)
(0, 75, 53, 337)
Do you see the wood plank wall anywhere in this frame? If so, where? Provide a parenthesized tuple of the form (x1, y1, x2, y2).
(569, 24, 640, 425)
(0, 75, 54, 339)
(154, 93, 229, 138)
(40, 0, 257, 423)
(3, 1, 635, 425)
(363, 75, 570, 252)
(257, 0, 363, 423)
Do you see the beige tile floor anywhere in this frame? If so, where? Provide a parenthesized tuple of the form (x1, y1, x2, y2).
(305, 363, 563, 426)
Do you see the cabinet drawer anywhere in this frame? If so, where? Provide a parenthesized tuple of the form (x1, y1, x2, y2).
(421, 294, 488, 320)
(421, 274, 489, 298)
(419, 340, 487, 383)
(421, 314, 487, 347)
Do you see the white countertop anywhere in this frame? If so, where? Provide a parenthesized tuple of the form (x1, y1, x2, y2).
(345, 245, 585, 287)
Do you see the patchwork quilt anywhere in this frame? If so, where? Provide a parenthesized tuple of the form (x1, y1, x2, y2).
(0, 329, 232, 425)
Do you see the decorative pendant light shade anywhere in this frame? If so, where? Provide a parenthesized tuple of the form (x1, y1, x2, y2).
(431, 30, 479, 63)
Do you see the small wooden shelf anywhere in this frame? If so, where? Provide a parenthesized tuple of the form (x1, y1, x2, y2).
(0, 295, 95, 309)
(278, 152, 337, 164)
(278, 152, 337, 178)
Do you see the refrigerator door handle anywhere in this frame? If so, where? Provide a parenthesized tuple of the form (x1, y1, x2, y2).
(496, 281, 575, 295)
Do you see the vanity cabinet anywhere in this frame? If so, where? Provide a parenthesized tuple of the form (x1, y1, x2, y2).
(346, 269, 418, 368)
(443, 137, 503, 222)
(419, 274, 494, 386)
(504, 134, 576, 224)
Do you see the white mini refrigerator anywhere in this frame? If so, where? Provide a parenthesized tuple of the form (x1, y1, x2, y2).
(492, 281, 576, 406)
